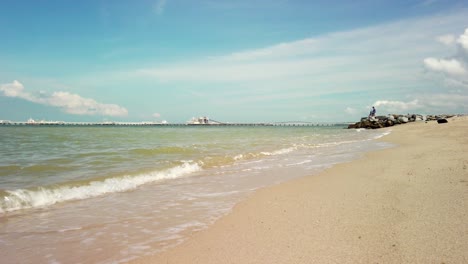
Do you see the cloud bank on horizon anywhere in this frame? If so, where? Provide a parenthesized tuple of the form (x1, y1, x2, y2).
(0, 80, 128, 117)
(1, 1, 468, 122)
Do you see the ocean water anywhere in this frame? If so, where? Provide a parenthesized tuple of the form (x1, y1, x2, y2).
(0, 125, 391, 263)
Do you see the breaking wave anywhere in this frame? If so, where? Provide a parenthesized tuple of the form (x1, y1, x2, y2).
(0, 162, 201, 214)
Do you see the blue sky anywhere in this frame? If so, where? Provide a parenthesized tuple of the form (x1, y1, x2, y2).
(1, 0, 468, 123)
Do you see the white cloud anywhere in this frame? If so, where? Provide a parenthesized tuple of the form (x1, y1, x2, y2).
(436, 34, 456, 45)
(0, 80, 128, 117)
(0, 80, 35, 101)
(424, 27, 468, 91)
(218, 38, 318, 62)
(373, 93, 468, 114)
(423, 57, 467, 76)
(152, 113, 161, 118)
(457, 28, 468, 51)
(373, 99, 422, 112)
(137, 58, 346, 82)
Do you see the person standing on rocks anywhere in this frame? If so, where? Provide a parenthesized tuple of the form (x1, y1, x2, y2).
(369, 106, 376, 119)
(369, 107, 376, 117)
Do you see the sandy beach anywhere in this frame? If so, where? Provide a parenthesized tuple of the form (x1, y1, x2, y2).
(132, 116, 468, 264)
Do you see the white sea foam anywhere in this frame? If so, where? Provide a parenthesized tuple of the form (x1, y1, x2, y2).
(373, 129, 392, 139)
(232, 147, 296, 162)
(0, 162, 201, 213)
(286, 160, 313, 166)
(233, 154, 244, 160)
(260, 147, 296, 156)
(316, 140, 360, 148)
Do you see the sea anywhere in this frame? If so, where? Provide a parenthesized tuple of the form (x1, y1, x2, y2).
(0, 125, 391, 263)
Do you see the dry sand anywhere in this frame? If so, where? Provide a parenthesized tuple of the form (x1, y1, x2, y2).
(132, 116, 468, 264)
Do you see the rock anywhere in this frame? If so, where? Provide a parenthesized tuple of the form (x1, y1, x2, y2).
(347, 113, 460, 129)
(361, 120, 372, 127)
(398, 116, 409, 123)
(437, 119, 448, 124)
(370, 122, 384, 129)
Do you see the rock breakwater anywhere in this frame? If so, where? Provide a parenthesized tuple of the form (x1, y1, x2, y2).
(347, 114, 457, 129)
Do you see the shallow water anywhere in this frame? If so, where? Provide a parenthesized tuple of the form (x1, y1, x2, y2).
(0, 125, 391, 263)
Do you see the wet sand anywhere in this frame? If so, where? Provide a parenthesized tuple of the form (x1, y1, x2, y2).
(131, 116, 468, 263)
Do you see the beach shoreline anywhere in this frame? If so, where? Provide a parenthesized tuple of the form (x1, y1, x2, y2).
(131, 116, 468, 264)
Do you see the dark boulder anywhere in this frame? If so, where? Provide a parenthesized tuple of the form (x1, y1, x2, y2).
(437, 119, 448, 124)
(370, 122, 384, 129)
(348, 123, 357, 129)
(360, 120, 372, 128)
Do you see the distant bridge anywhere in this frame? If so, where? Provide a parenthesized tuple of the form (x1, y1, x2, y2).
(1, 120, 350, 127)
(189, 119, 349, 127)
